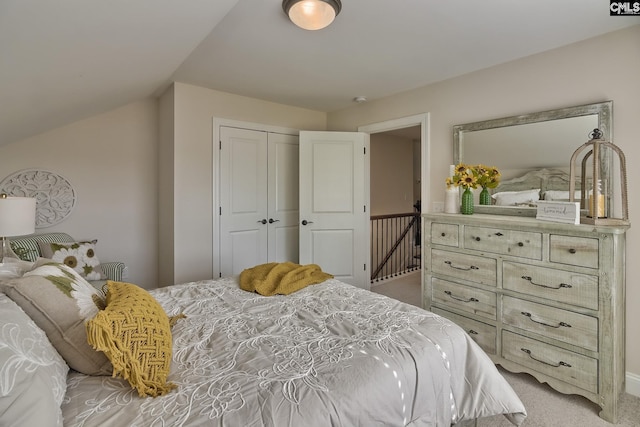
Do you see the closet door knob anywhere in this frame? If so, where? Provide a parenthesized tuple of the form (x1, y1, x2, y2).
(301, 220, 314, 225)
(269, 218, 280, 224)
(258, 219, 267, 224)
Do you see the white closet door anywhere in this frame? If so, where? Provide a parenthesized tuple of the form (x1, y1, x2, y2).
(299, 131, 370, 289)
(267, 132, 299, 263)
(219, 127, 269, 277)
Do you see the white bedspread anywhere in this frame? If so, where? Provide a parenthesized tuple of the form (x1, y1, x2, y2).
(62, 277, 526, 426)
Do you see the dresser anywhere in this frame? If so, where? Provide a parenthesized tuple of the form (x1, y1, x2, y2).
(422, 213, 628, 423)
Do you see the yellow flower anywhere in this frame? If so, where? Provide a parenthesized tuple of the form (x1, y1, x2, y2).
(476, 164, 501, 189)
(446, 163, 501, 190)
(445, 177, 453, 189)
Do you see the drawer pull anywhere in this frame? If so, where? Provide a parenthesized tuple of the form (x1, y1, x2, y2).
(518, 242, 524, 247)
(569, 248, 577, 254)
(441, 232, 446, 237)
(444, 260, 479, 271)
(521, 311, 572, 329)
(444, 290, 479, 303)
(521, 275, 572, 290)
(494, 232, 503, 236)
(521, 348, 572, 368)
(475, 236, 481, 241)
(468, 329, 478, 335)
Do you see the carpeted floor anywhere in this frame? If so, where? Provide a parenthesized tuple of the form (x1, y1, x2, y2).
(371, 272, 640, 426)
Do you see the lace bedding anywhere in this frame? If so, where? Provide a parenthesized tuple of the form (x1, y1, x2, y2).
(61, 277, 526, 426)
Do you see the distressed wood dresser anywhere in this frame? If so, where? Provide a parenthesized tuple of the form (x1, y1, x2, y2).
(422, 213, 628, 423)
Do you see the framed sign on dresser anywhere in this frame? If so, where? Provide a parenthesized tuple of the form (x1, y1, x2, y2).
(422, 213, 628, 423)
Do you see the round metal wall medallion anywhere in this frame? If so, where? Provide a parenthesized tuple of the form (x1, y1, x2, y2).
(0, 169, 76, 228)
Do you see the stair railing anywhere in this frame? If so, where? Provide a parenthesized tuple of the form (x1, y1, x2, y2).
(370, 211, 421, 283)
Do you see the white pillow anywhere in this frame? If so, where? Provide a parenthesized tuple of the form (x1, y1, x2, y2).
(544, 190, 581, 201)
(492, 189, 540, 206)
(0, 258, 34, 280)
(0, 294, 69, 427)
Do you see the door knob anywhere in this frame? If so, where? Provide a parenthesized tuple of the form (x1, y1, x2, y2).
(269, 218, 280, 224)
(258, 219, 267, 224)
(301, 220, 314, 225)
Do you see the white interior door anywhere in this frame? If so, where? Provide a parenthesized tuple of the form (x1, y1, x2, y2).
(267, 132, 299, 263)
(219, 127, 269, 276)
(299, 131, 370, 289)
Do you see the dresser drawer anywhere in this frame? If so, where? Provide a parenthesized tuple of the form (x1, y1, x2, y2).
(549, 235, 599, 269)
(464, 226, 542, 260)
(432, 307, 496, 355)
(432, 278, 496, 320)
(502, 331, 597, 393)
(502, 296, 598, 351)
(503, 261, 598, 310)
(431, 248, 497, 286)
(431, 223, 459, 247)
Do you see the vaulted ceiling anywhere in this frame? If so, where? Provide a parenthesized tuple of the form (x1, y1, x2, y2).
(1, 0, 636, 146)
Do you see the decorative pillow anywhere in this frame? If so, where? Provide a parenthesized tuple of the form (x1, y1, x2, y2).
(492, 189, 540, 206)
(10, 232, 75, 263)
(38, 240, 106, 280)
(543, 190, 581, 201)
(86, 281, 178, 397)
(0, 262, 112, 375)
(0, 294, 69, 427)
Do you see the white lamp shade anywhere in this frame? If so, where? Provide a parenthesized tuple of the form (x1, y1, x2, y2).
(286, 0, 339, 30)
(0, 197, 36, 237)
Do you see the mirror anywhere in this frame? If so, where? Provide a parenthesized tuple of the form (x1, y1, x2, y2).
(453, 101, 612, 216)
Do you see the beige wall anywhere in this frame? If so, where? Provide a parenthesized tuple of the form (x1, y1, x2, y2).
(370, 133, 416, 215)
(328, 25, 640, 380)
(158, 85, 175, 286)
(0, 99, 159, 289)
(159, 82, 327, 285)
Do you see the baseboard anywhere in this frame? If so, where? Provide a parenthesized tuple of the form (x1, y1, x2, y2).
(626, 371, 640, 397)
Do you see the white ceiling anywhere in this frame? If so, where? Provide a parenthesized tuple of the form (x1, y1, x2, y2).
(1, 0, 637, 146)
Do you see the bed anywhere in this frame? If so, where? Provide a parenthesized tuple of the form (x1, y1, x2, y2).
(489, 168, 577, 207)
(472, 168, 582, 217)
(0, 262, 526, 427)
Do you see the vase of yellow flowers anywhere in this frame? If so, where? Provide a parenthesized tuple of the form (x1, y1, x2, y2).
(475, 165, 501, 205)
(446, 164, 501, 214)
(446, 164, 478, 215)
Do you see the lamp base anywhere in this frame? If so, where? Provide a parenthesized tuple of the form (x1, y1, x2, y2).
(0, 237, 20, 263)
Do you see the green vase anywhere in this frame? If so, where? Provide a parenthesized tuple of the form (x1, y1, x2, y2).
(479, 186, 491, 205)
(461, 188, 474, 215)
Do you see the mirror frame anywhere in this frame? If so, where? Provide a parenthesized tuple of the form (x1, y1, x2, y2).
(453, 101, 612, 217)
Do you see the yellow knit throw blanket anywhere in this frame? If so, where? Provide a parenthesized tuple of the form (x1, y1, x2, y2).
(86, 281, 180, 398)
(239, 262, 333, 296)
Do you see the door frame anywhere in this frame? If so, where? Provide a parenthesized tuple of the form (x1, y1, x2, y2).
(212, 114, 431, 282)
(357, 113, 430, 287)
(212, 118, 300, 278)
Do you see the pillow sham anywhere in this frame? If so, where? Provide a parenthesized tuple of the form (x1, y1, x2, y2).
(38, 240, 106, 280)
(543, 190, 581, 201)
(87, 281, 178, 397)
(492, 189, 540, 206)
(0, 262, 112, 376)
(0, 294, 69, 427)
(0, 258, 33, 280)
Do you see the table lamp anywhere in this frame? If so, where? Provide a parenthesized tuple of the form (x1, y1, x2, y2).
(0, 193, 36, 263)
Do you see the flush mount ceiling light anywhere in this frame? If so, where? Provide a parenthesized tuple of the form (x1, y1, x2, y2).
(283, 0, 342, 31)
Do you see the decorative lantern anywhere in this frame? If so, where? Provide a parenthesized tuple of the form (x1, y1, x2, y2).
(569, 129, 629, 225)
